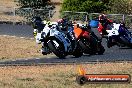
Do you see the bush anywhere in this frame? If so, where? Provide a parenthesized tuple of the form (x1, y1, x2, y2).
(108, 0, 132, 14)
(61, 0, 108, 13)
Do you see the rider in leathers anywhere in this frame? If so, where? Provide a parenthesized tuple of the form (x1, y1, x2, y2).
(32, 17, 52, 55)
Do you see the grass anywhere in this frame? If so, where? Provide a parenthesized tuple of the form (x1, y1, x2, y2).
(0, 0, 17, 7)
(0, 28, 132, 88)
(0, 1, 132, 88)
(0, 36, 55, 61)
(0, 0, 61, 22)
(0, 63, 132, 88)
(0, 34, 132, 88)
(0, 0, 26, 22)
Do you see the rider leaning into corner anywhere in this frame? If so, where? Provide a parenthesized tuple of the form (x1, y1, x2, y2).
(98, 13, 113, 37)
(98, 13, 132, 46)
(32, 17, 53, 55)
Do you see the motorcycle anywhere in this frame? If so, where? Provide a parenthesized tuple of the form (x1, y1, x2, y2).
(73, 24, 105, 55)
(105, 23, 132, 48)
(32, 17, 83, 58)
(44, 24, 83, 58)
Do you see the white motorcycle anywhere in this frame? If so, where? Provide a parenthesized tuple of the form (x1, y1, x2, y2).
(46, 24, 83, 58)
(32, 17, 83, 58)
(105, 23, 132, 48)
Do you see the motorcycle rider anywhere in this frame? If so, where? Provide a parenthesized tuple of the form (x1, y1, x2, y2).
(98, 14, 113, 37)
(40, 20, 53, 55)
(57, 18, 75, 39)
(57, 18, 77, 50)
(57, 18, 68, 31)
(31, 17, 52, 55)
(98, 14, 115, 48)
(31, 17, 46, 42)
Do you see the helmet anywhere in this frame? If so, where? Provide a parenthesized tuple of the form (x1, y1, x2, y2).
(57, 19, 64, 27)
(31, 16, 42, 23)
(57, 19, 64, 24)
(99, 14, 107, 23)
(67, 20, 73, 26)
(31, 16, 42, 29)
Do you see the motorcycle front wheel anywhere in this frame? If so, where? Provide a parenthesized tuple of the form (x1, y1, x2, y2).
(47, 39, 66, 59)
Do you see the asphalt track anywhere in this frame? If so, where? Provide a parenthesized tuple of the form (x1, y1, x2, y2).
(0, 24, 132, 66)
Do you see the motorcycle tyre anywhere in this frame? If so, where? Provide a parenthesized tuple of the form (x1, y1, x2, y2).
(79, 37, 97, 55)
(72, 46, 83, 58)
(97, 44, 105, 55)
(48, 39, 66, 59)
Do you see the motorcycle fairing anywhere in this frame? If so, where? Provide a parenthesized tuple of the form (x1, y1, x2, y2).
(74, 27, 83, 39)
(42, 24, 51, 38)
(49, 27, 72, 52)
(106, 23, 120, 36)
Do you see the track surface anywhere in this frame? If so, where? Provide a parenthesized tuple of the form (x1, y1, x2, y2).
(0, 24, 132, 65)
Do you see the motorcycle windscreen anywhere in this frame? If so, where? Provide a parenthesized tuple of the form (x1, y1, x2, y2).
(74, 28, 83, 39)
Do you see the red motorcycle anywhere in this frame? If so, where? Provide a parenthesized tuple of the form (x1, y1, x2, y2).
(74, 24, 105, 55)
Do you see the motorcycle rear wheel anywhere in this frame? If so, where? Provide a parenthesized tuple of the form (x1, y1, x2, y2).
(97, 44, 105, 55)
(79, 37, 97, 55)
(72, 45, 83, 58)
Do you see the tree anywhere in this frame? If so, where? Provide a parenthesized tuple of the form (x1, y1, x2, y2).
(108, 0, 132, 14)
(61, 0, 132, 14)
(61, 0, 108, 13)
(80, 1, 108, 13)
(60, 0, 108, 21)
(16, 0, 51, 9)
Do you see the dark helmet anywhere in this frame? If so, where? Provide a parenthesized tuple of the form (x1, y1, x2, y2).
(120, 21, 126, 27)
(31, 17, 42, 29)
(31, 17, 42, 23)
(67, 20, 72, 26)
(99, 14, 107, 23)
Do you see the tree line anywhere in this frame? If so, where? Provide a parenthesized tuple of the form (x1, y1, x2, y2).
(16, 0, 132, 14)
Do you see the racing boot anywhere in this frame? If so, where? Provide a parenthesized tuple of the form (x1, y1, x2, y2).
(40, 46, 50, 55)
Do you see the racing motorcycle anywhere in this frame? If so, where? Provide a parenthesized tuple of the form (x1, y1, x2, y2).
(105, 23, 132, 48)
(46, 24, 83, 58)
(73, 24, 105, 55)
(32, 17, 83, 58)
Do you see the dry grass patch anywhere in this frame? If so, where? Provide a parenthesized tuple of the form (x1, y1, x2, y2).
(0, 0, 26, 22)
(0, 63, 132, 88)
(0, 36, 55, 60)
(0, 0, 17, 7)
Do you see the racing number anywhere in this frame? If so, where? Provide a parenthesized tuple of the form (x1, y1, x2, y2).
(112, 31, 115, 34)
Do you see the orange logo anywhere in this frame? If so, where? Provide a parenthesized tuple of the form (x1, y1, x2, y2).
(76, 65, 131, 85)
